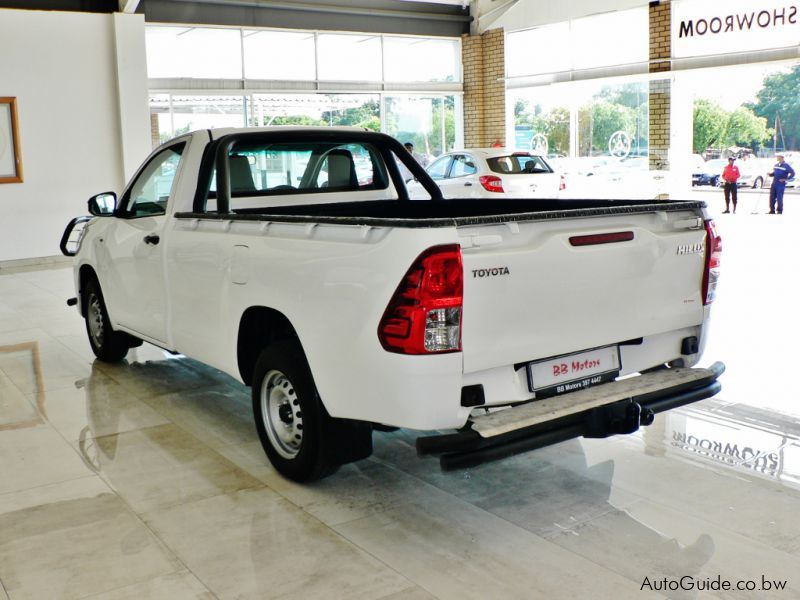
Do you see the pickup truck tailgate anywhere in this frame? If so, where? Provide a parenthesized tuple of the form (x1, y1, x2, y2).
(458, 210, 707, 374)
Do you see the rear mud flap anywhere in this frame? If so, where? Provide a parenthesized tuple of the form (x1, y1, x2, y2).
(417, 362, 724, 471)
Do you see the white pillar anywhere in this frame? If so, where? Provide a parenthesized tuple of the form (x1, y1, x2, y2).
(669, 73, 693, 197)
(112, 13, 151, 183)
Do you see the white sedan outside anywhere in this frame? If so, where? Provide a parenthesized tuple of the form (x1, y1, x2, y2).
(407, 149, 565, 200)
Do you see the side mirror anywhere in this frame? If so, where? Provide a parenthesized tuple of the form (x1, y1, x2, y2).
(88, 192, 117, 217)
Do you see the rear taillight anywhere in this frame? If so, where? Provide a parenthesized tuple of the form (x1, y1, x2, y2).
(559, 174, 566, 191)
(378, 245, 463, 354)
(702, 219, 722, 305)
(479, 175, 504, 193)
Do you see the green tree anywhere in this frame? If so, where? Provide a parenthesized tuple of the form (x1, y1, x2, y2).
(596, 83, 648, 155)
(693, 100, 771, 154)
(267, 115, 325, 127)
(514, 101, 569, 155)
(693, 99, 727, 154)
(578, 101, 635, 155)
(721, 107, 770, 149)
(430, 97, 455, 154)
(748, 65, 800, 151)
(322, 99, 380, 131)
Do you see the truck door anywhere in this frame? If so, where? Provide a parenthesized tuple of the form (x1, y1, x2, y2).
(100, 142, 186, 345)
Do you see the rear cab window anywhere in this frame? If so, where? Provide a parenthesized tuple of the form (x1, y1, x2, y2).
(203, 140, 393, 212)
(488, 154, 553, 175)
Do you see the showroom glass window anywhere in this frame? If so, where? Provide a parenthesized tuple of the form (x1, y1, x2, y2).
(384, 96, 458, 159)
(506, 8, 647, 78)
(383, 37, 460, 82)
(317, 34, 382, 81)
(146, 25, 463, 155)
(145, 27, 242, 79)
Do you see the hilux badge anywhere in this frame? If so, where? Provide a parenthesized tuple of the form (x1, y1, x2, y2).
(677, 243, 704, 255)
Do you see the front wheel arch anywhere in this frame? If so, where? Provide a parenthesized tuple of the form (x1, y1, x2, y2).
(78, 264, 99, 318)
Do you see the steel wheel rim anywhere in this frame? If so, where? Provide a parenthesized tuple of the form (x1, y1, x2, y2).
(260, 369, 303, 459)
(87, 292, 104, 347)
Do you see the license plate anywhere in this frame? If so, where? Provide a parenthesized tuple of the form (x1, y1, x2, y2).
(527, 346, 620, 398)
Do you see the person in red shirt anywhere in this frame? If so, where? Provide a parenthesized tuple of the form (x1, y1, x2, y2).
(721, 156, 740, 213)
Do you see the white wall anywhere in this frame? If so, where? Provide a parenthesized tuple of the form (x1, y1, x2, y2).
(0, 9, 151, 263)
(473, 0, 649, 33)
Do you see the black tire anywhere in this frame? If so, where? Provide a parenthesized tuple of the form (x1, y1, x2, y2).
(754, 176, 763, 189)
(83, 277, 131, 362)
(251, 339, 372, 482)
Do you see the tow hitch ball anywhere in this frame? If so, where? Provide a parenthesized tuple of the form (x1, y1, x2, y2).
(585, 400, 655, 438)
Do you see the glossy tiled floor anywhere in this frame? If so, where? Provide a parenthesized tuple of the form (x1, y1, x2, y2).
(1, 210, 799, 599)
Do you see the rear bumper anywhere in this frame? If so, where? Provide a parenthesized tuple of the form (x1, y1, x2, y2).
(417, 361, 724, 471)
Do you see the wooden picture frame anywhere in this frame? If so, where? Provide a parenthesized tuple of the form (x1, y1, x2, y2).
(0, 97, 23, 184)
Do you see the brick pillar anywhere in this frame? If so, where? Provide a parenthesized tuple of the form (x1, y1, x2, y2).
(150, 112, 161, 148)
(462, 28, 506, 148)
(462, 33, 484, 148)
(649, 1, 671, 171)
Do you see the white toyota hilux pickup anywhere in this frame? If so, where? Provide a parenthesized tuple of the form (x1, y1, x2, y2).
(61, 127, 724, 482)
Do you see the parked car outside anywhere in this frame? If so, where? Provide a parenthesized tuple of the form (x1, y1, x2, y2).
(407, 149, 565, 200)
(751, 155, 797, 189)
(548, 155, 667, 200)
(736, 157, 771, 189)
(692, 158, 727, 187)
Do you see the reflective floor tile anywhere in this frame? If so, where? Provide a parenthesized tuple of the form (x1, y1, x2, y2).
(77, 571, 214, 600)
(95, 357, 225, 400)
(334, 488, 658, 600)
(143, 488, 414, 600)
(141, 384, 254, 450)
(0, 341, 91, 395)
(0, 478, 182, 600)
(0, 424, 94, 495)
(38, 368, 170, 443)
(218, 442, 443, 527)
(374, 588, 438, 600)
(90, 424, 264, 513)
(551, 498, 800, 599)
(0, 374, 39, 431)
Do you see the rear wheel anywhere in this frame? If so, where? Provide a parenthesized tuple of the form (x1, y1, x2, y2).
(252, 340, 372, 482)
(83, 278, 131, 362)
(754, 176, 764, 189)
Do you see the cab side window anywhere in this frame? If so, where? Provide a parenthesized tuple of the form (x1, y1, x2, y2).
(123, 143, 186, 218)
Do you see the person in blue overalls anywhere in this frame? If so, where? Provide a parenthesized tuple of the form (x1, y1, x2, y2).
(768, 154, 795, 214)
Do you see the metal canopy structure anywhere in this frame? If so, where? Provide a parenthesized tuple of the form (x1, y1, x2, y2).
(0, 0, 471, 36)
(140, 0, 471, 36)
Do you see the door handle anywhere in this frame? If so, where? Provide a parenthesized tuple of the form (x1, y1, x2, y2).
(464, 182, 473, 187)
(143, 234, 160, 245)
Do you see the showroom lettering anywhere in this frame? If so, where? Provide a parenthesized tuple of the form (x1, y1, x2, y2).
(679, 6, 798, 38)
